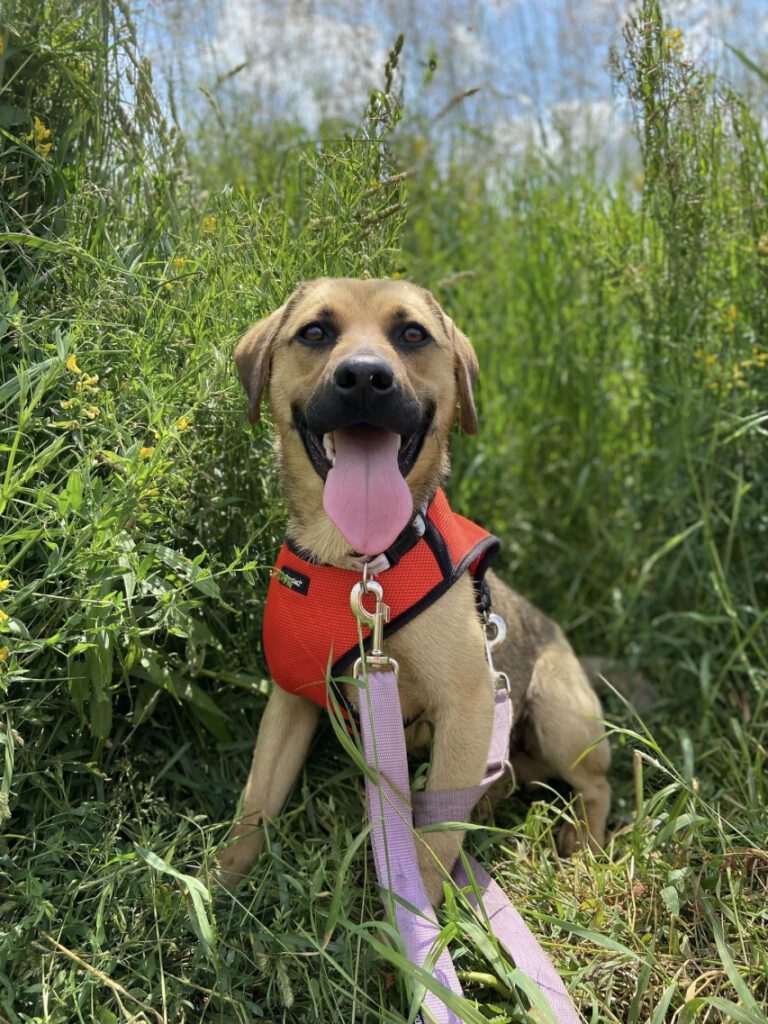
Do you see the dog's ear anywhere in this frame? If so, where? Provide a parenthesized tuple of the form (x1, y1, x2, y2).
(448, 318, 479, 435)
(234, 306, 285, 424)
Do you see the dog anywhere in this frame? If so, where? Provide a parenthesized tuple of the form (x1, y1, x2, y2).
(217, 277, 611, 906)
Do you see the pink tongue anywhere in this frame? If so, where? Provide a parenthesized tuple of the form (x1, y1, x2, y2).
(323, 426, 413, 555)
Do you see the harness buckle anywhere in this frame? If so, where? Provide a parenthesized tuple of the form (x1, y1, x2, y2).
(350, 573, 399, 677)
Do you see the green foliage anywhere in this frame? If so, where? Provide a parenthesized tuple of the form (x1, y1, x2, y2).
(1, 0, 767, 1020)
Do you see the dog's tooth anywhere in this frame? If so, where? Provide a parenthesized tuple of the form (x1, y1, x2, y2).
(397, 436, 403, 451)
(323, 433, 336, 464)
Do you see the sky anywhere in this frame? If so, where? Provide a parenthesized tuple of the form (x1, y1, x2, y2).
(139, 0, 768, 164)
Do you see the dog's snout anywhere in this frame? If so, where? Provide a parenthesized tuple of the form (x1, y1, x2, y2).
(333, 355, 394, 398)
(305, 350, 421, 436)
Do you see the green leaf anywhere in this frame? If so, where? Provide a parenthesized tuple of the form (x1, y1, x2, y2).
(661, 885, 680, 916)
(323, 824, 372, 945)
(725, 44, 768, 85)
(87, 628, 114, 740)
(66, 469, 83, 512)
(709, 909, 762, 1013)
(133, 844, 216, 960)
(0, 106, 27, 128)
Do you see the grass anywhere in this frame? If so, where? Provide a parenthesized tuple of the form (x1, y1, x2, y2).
(1, 0, 767, 1020)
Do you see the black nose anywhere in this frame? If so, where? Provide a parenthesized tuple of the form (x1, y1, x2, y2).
(333, 355, 394, 399)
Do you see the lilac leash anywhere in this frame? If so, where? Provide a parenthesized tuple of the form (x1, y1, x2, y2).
(360, 670, 465, 1023)
(351, 576, 581, 1024)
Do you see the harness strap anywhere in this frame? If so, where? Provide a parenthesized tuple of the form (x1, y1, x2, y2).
(359, 670, 581, 1023)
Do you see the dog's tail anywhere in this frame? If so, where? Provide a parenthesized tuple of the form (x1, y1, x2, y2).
(578, 656, 656, 713)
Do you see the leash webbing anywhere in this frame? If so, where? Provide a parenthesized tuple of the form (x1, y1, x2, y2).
(358, 668, 581, 1024)
(359, 670, 464, 1024)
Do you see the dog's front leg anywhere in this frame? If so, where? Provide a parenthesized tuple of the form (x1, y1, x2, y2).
(417, 670, 495, 906)
(216, 685, 320, 886)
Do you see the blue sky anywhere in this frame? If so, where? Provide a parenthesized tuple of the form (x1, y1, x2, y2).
(140, 0, 768, 155)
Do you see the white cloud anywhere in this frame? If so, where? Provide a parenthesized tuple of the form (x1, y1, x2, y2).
(483, 96, 636, 181)
(203, 0, 389, 127)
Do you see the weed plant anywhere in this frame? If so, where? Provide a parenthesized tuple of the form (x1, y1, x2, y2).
(0, 1, 766, 1021)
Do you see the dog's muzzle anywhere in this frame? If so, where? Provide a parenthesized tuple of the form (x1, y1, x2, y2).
(304, 354, 423, 439)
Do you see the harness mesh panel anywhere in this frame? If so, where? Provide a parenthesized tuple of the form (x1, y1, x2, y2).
(262, 488, 500, 708)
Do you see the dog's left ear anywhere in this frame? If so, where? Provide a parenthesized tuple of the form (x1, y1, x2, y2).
(234, 306, 285, 424)
(448, 319, 479, 435)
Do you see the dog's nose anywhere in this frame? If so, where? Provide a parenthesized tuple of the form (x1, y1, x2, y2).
(332, 355, 395, 399)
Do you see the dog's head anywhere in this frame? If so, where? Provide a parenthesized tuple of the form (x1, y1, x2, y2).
(235, 278, 478, 559)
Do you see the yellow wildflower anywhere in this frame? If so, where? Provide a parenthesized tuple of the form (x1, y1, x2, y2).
(0, 646, 9, 665)
(52, 420, 78, 428)
(723, 304, 737, 331)
(172, 256, 187, 269)
(30, 116, 52, 142)
(202, 215, 216, 235)
(140, 446, 155, 460)
(83, 404, 100, 420)
(705, 354, 717, 367)
(0, 580, 9, 593)
(664, 28, 684, 55)
(692, 348, 702, 360)
(26, 116, 54, 158)
(177, 416, 191, 431)
(66, 354, 82, 374)
(0, 609, 8, 623)
(143, 488, 160, 497)
(60, 399, 74, 409)
(757, 234, 768, 257)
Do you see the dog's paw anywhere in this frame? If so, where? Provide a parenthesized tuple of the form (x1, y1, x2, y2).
(417, 830, 463, 907)
(556, 821, 581, 858)
(420, 865, 446, 908)
(556, 820, 604, 858)
(213, 846, 256, 889)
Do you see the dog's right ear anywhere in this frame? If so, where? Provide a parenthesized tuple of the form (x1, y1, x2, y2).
(234, 306, 285, 424)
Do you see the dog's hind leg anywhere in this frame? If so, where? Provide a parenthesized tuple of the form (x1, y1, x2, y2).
(216, 685, 320, 886)
(514, 643, 611, 855)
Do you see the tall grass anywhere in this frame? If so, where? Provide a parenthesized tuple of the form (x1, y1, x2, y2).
(1, 0, 767, 1020)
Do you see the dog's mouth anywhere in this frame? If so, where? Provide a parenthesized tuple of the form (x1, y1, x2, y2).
(294, 408, 434, 555)
(295, 409, 432, 483)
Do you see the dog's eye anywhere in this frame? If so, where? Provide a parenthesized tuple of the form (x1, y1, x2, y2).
(298, 323, 326, 345)
(401, 323, 428, 346)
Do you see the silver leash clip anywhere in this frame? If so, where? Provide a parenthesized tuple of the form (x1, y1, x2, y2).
(483, 610, 511, 695)
(350, 569, 399, 678)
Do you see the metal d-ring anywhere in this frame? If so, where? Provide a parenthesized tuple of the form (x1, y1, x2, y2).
(484, 613, 507, 652)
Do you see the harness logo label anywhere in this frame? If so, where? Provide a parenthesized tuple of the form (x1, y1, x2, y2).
(276, 565, 311, 596)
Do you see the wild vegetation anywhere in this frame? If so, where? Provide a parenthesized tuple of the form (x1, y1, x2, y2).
(1, 0, 766, 1020)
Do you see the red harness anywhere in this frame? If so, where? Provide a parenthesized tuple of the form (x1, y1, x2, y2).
(262, 488, 500, 708)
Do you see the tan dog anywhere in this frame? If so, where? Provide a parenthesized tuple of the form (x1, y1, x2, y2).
(218, 277, 611, 905)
